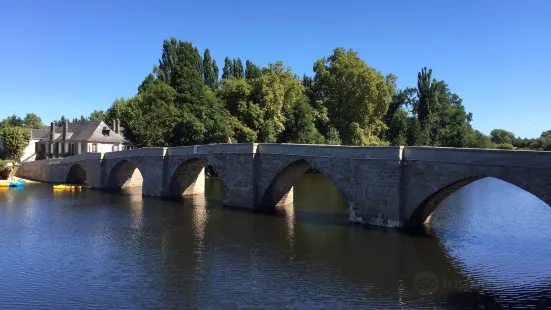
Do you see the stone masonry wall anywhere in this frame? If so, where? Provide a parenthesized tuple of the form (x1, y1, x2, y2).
(402, 147, 551, 225)
(15, 144, 551, 228)
(255, 145, 404, 227)
(15, 159, 51, 182)
(164, 145, 257, 208)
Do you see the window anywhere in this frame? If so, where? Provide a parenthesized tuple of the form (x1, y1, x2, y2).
(92, 143, 97, 152)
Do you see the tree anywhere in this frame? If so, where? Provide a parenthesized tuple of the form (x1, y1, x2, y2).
(222, 57, 232, 80)
(302, 75, 329, 136)
(413, 67, 439, 141)
(490, 129, 515, 145)
(138, 74, 156, 94)
(203, 49, 217, 89)
(55, 115, 67, 126)
(132, 81, 180, 147)
(406, 117, 424, 146)
(388, 109, 408, 146)
(280, 96, 324, 144)
(0, 115, 23, 127)
(0, 126, 31, 161)
(170, 41, 204, 102)
(255, 61, 305, 137)
(245, 60, 261, 79)
(325, 126, 341, 145)
(23, 113, 44, 129)
(259, 119, 278, 143)
(465, 130, 493, 149)
(495, 143, 514, 150)
(431, 81, 473, 147)
(383, 87, 415, 129)
(212, 59, 219, 88)
(313, 48, 394, 145)
(234, 58, 244, 79)
(153, 37, 179, 86)
(88, 110, 105, 121)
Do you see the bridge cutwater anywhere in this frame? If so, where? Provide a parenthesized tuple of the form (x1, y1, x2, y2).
(16, 143, 551, 228)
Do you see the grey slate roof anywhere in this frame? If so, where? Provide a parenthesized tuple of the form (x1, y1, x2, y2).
(39, 121, 125, 143)
(31, 129, 49, 139)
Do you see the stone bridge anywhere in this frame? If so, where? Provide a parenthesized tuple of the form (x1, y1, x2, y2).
(16, 144, 551, 228)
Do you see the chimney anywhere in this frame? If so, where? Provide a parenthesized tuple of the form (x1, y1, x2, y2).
(63, 121, 68, 140)
(50, 122, 56, 141)
(116, 119, 120, 134)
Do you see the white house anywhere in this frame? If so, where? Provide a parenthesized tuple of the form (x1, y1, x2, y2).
(33, 120, 126, 161)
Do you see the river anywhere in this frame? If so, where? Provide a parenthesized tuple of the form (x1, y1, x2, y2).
(0, 175, 550, 309)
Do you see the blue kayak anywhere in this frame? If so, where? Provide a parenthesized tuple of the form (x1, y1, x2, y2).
(9, 181, 25, 187)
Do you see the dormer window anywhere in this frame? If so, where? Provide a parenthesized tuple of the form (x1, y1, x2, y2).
(102, 127, 110, 136)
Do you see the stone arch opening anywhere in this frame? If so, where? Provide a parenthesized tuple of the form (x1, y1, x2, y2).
(106, 160, 144, 192)
(260, 159, 351, 217)
(66, 164, 87, 184)
(168, 158, 225, 201)
(406, 176, 550, 226)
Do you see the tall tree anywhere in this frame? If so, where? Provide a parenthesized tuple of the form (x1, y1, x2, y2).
(431, 81, 473, 147)
(0, 115, 23, 127)
(222, 57, 232, 80)
(203, 49, 216, 89)
(153, 37, 179, 85)
(88, 110, 105, 121)
(245, 60, 261, 79)
(138, 74, 156, 94)
(55, 115, 67, 126)
(131, 81, 180, 147)
(255, 61, 305, 137)
(194, 47, 203, 77)
(234, 58, 244, 79)
(212, 59, 219, 88)
(171, 41, 205, 103)
(413, 67, 439, 142)
(313, 48, 394, 145)
(387, 109, 408, 146)
(23, 113, 44, 129)
(406, 117, 423, 146)
(280, 96, 324, 144)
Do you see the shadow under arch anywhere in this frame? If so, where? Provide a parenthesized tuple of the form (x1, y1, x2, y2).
(167, 158, 226, 201)
(260, 159, 352, 218)
(106, 159, 144, 194)
(406, 176, 550, 226)
(66, 164, 87, 184)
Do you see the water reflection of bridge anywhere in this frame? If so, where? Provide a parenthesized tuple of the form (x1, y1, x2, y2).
(104, 191, 547, 308)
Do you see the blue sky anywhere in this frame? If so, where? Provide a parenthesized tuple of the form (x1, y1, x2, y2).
(0, 0, 549, 138)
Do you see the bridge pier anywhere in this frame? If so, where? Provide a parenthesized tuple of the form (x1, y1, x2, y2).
(164, 144, 257, 209)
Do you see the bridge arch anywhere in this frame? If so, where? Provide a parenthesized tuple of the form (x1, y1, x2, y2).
(259, 158, 353, 215)
(106, 159, 144, 191)
(66, 164, 87, 184)
(406, 175, 551, 226)
(167, 157, 227, 198)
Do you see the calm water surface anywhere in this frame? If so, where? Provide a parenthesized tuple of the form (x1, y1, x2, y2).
(0, 175, 550, 309)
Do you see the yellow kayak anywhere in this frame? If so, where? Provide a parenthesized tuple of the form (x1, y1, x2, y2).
(53, 184, 92, 190)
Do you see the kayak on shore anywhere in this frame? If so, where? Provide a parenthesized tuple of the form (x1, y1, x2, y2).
(0, 180, 25, 187)
(53, 184, 92, 190)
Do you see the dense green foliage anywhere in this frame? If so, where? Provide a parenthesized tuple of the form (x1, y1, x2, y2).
(0, 126, 31, 160)
(0, 113, 45, 129)
(2, 38, 548, 152)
